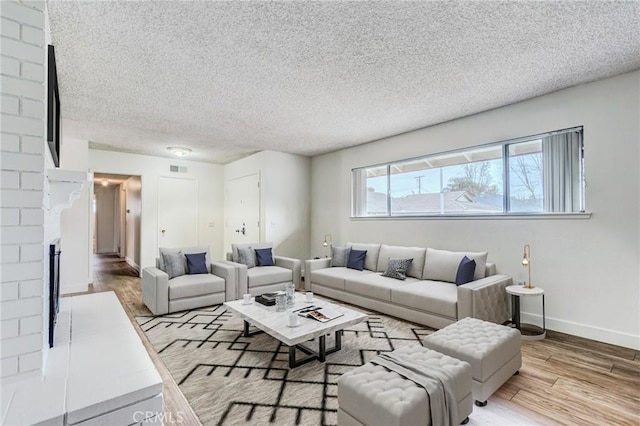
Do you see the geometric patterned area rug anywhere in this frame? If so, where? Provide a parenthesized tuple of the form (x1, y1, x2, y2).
(136, 300, 436, 426)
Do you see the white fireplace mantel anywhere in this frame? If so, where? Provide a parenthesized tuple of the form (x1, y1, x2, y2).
(45, 169, 92, 214)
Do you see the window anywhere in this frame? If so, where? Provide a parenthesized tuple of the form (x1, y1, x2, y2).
(352, 127, 584, 217)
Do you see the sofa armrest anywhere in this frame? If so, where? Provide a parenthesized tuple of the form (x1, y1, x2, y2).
(211, 261, 237, 301)
(303, 258, 332, 290)
(142, 267, 169, 315)
(274, 256, 302, 289)
(457, 274, 512, 324)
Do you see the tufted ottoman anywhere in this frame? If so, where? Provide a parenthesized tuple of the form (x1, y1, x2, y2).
(337, 345, 473, 426)
(423, 317, 521, 407)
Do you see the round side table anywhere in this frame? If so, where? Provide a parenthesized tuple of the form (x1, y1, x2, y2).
(506, 285, 546, 340)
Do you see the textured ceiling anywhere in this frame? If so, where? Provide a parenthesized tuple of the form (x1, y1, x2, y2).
(48, 1, 640, 164)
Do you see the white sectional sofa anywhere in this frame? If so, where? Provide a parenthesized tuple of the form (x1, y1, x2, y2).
(304, 243, 511, 330)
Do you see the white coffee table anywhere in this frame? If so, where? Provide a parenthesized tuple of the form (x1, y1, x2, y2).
(224, 293, 368, 368)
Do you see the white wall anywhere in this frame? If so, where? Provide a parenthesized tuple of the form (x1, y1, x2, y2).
(224, 151, 311, 261)
(124, 176, 141, 269)
(88, 149, 225, 269)
(94, 185, 117, 254)
(0, 0, 47, 378)
(311, 71, 640, 349)
(59, 139, 90, 294)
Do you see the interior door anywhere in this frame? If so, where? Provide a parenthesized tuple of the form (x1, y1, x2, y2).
(225, 173, 260, 253)
(158, 176, 198, 249)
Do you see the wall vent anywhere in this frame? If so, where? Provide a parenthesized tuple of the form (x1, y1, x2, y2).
(170, 165, 188, 173)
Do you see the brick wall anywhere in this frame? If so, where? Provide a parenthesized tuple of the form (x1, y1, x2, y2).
(1, 0, 47, 378)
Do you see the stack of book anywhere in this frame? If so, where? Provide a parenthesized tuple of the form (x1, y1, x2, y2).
(255, 291, 285, 306)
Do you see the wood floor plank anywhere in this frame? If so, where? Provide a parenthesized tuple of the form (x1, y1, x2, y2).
(553, 377, 640, 419)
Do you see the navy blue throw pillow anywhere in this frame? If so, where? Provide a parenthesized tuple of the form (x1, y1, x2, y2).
(185, 252, 208, 275)
(455, 256, 476, 285)
(347, 249, 367, 271)
(255, 248, 275, 266)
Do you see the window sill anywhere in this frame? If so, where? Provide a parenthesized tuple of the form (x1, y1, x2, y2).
(350, 212, 592, 220)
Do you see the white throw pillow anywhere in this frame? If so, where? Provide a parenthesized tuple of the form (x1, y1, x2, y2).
(423, 248, 488, 283)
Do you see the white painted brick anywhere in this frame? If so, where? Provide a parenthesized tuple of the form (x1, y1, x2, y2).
(1, 93, 19, 114)
(1, 356, 18, 377)
(20, 2, 45, 12)
(18, 279, 42, 298)
(20, 207, 43, 224)
(0, 245, 19, 263)
(20, 243, 42, 262)
(21, 61, 43, 82)
(0, 297, 41, 320)
(0, 54, 20, 77)
(20, 135, 44, 154)
(21, 98, 44, 119)
(19, 315, 41, 335)
(0, 36, 43, 64)
(0, 333, 41, 357)
(21, 25, 43, 46)
(0, 75, 43, 100)
(18, 350, 41, 372)
(0, 208, 19, 225)
(1, 281, 19, 301)
(0, 2, 44, 30)
(1, 170, 19, 188)
(0, 113, 43, 136)
(1, 18, 20, 39)
(0, 152, 43, 172)
(1, 133, 20, 152)
(0, 226, 42, 245)
(20, 171, 43, 189)
(0, 260, 42, 282)
(1, 318, 19, 338)
(1, 189, 43, 208)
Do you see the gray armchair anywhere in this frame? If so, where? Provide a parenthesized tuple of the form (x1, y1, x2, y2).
(212, 242, 302, 299)
(143, 246, 235, 315)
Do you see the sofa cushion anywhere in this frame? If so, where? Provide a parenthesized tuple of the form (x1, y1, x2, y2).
(162, 251, 185, 279)
(311, 267, 375, 291)
(346, 274, 419, 302)
(331, 246, 350, 267)
(247, 266, 292, 288)
(347, 243, 381, 272)
(159, 246, 211, 272)
(185, 252, 208, 274)
(347, 249, 367, 271)
(391, 280, 458, 319)
(232, 242, 272, 263)
(381, 258, 413, 280)
(377, 245, 427, 279)
(423, 248, 488, 282)
(255, 247, 275, 266)
(168, 273, 225, 299)
(238, 246, 256, 268)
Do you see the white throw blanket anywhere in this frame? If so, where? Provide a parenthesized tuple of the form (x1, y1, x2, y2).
(371, 350, 459, 426)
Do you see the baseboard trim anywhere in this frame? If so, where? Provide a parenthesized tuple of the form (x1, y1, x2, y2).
(125, 257, 140, 274)
(520, 311, 639, 350)
(61, 283, 89, 295)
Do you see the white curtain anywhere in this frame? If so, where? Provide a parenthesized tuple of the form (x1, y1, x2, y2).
(542, 131, 582, 212)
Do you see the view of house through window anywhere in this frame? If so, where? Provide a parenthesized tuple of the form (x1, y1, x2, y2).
(352, 127, 584, 217)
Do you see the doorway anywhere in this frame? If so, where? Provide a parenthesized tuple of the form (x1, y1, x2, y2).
(93, 173, 142, 274)
(225, 173, 261, 251)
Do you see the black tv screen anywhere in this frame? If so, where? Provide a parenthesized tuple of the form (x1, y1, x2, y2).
(47, 45, 60, 167)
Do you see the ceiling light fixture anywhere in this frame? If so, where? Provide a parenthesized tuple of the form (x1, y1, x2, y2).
(167, 147, 192, 158)
(102, 179, 108, 187)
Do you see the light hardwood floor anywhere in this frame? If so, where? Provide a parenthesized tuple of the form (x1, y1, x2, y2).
(76, 254, 639, 426)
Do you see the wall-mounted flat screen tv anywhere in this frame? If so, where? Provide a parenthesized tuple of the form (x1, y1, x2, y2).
(47, 44, 60, 167)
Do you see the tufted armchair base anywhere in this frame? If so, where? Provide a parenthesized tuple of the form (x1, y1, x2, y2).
(337, 345, 473, 426)
(423, 317, 522, 406)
